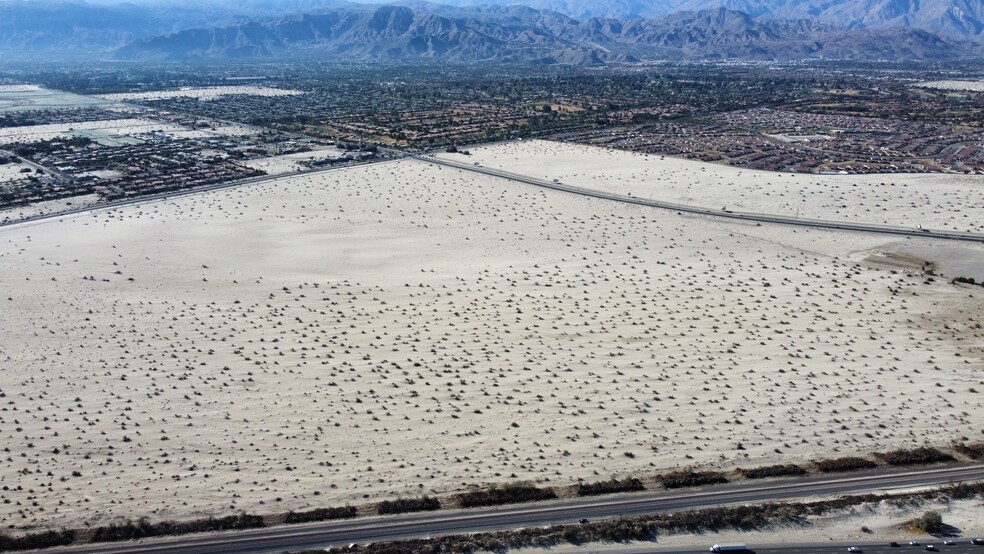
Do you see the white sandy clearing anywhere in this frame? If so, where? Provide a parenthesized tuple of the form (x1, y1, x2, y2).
(0, 161, 36, 181)
(914, 80, 984, 92)
(77, 169, 124, 180)
(510, 495, 984, 553)
(0, 85, 44, 93)
(237, 147, 346, 175)
(95, 86, 304, 102)
(0, 118, 188, 145)
(0, 152, 982, 533)
(0, 85, 112, 113)
(438, 140, 984, 234)
(0, 194, 102, 223)
(166, 124, 261, 140)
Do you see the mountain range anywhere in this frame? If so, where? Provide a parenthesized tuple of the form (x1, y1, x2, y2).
(1, 0, 982, 63)
(438, 0, 984, 43)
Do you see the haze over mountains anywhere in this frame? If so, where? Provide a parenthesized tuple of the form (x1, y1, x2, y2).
(1, 0, 982, 62)
(442, 0, 984, 43)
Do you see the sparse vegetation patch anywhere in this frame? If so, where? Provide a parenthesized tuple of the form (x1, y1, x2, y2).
(284, 506, 357, 524)
(377, 496, 441, 515)
(0, 530, 75, 552)
(816, 456, 878, 473)
(659, 469, 728, 489)
(457, 483, 557, 508)
(953, 442, 984, 460)
(88, 514, 265, 543)
(875, 447, 954, 466)
(738, 464, 807, 479)
(576, 477, 646, 496)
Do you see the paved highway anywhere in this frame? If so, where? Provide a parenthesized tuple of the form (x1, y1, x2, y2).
(41, 464, 984, 554)
(6, 146, 983, 246)
(6, 147, 982, 245)
(586, 540, 984, 553)
(415, 154, 984, 243)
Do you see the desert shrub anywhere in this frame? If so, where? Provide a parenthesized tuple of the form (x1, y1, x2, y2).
(658, 503, 790, 532)
(458, 483, 556, 508)
(89, 518, 160, 542)
(592, 517, 657, 541)
(942, 481, 984, 499)
(659, 470, 727, 489)
(576, 477, 645, 496)
(953, 442, 984, 460)
(738, 464, 807, 479)
(816, 456, 877, 473)
(0, 529, 75, 551)
(173, 513, 263, 534)
(876, 447, 954, 466)
(377, 496, 441, 515)
(90, 514, 264, 542)
(284, 506, 356, 524)
(913, 510, 944, 533)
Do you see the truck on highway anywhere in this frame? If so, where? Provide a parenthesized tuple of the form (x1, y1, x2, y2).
(710, 545, 747, 552)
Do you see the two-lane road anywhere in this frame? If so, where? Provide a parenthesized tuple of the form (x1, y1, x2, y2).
(42, 464, 984, 554)
(415, 154, 984, 243)
(564, 540, 984, 553)
(7, 149, 983, 245)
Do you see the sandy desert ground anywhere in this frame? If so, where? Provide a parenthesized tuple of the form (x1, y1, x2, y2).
(167, 124, 260, 140)
(0, 118, 189, 145)
(94, 86, 304, 102)
(0, 85, 112, 113)
(439, 140, 984, 234)
(0, 194, 103, 224)
(236, 147, 345, 175)
(0, 161, 35, 181)
(0, 141, 982, 534)
(0, 116, 258, 145)
(914, 80, 984, 92)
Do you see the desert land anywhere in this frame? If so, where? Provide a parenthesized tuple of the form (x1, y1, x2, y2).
(0, 118, 258, 145)
(438, 141, 984, 233)
(94, 86, 305, 102)
(0, 85, 111, 113)
(915, 80, 984, 92)
(0, 118, 189, 145)
(236, 146, 353, 175)
(0, 140, 982, 533)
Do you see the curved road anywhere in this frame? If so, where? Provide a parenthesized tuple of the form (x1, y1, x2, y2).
(4, 149, 982, 245)
(41, 464, 984, 554)
(415, 154, 984, 243)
